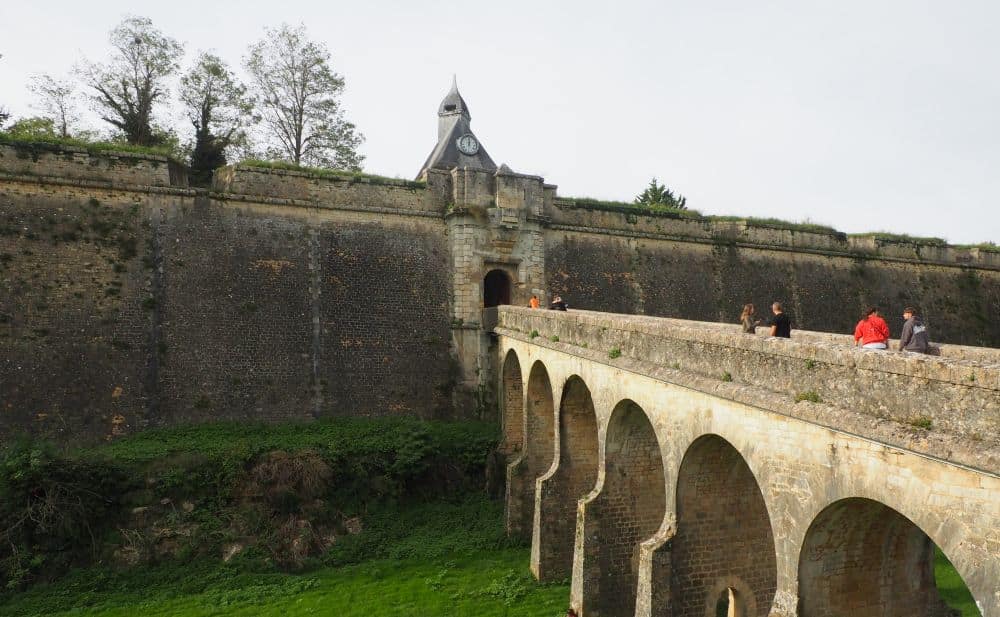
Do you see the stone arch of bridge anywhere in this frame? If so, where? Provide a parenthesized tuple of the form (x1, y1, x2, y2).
(499, 349, 523, 455)
(797, 497, 962, 617)
(671, 434, 776, 617)
(575, 399, 667, 617)
(504, 360, 555, 541)
(531, 375, 600, 581)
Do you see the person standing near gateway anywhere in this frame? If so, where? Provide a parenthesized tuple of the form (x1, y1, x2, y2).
(898, 306, 930, 353)
(768, 302, 791, 338)
(854, 306, 890, 349)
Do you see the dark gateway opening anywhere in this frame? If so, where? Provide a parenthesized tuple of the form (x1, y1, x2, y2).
(484, 269, 512, 307)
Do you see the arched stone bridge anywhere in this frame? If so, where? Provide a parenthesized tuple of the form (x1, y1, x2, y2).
(492, 307, 1000, 617)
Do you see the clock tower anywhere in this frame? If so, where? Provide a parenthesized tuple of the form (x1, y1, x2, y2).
(416, 77, 497, 180)
(418, 77, 553, 419)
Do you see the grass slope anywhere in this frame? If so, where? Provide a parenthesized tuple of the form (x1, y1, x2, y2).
(0, 497, 570, 617)
(935, 547, 982, 617)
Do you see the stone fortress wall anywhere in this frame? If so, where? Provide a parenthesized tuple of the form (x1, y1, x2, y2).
(0, 145, 455, 442)
(546, 199, 1000, 348)
(1, 141, 998, 441)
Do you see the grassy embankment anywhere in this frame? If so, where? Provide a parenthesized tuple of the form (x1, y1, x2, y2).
(0, 419, 980, 617)
(0, 419, 568, 616)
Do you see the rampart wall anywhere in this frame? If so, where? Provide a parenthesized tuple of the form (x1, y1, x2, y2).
(1, 141, 998, 441)
(546, 199, 1000, 347)
(0, 148, 455, 442)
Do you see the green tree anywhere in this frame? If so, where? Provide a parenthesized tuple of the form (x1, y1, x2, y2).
(29, 74, 78, 138)
(79, 16, 183, 146)
(244, 23, 364, 170)
(635, 177, 687, 210)
(180, 52, 252, 186)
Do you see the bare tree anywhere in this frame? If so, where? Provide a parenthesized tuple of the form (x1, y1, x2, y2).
(244, 24, 363, 170)
(180, 52, 252, 185)
(29, 74, 78, 138)
(78, 16, 183, 145)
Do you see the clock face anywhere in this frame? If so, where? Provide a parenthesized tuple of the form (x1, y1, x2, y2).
(456, 133, 479, 156)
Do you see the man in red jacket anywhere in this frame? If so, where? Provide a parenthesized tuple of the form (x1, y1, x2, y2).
(854, 306, 890, 349)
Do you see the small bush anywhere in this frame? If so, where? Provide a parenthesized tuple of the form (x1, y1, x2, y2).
(529, 330, 539, 339)
(909, 416, 933, 430)
(795, 391, 821, 404)
(805, 359, 817, 369)
(721, 372, 732, 382)
(608, 347, 622, 359)
(549, 335, 559, 342)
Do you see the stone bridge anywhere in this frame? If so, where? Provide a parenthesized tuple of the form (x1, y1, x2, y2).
(492, 307, 1000, 617)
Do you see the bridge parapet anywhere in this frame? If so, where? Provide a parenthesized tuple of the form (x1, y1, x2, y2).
(496, 306, 999, 474)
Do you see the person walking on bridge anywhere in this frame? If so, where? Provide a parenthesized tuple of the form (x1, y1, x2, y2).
(854, 306, 890, 349)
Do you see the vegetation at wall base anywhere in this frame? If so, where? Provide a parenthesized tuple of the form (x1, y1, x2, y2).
(0, 418, 497, 592)
(0, 496, 570, 617)
(0, 418, 980, 616)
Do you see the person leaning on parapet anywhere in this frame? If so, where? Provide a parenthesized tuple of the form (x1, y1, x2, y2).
(767, 302, 791, 338)
(740, 303, 762, 334)
(854, 306, 890, 349)
(549, 295, 568, 311)
(529, 295, 540, 309)
(898, 306, 930, 353)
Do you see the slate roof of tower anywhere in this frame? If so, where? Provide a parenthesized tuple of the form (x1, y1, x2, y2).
(438, 76, 471, 118)
(417, 79, 497, 179)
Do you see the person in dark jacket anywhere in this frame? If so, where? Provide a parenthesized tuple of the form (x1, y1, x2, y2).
(549, 295, 568, 311)
(898, 306, 930, 353)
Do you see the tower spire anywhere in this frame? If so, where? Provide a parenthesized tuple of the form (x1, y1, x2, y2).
(417, 77, 496, 180)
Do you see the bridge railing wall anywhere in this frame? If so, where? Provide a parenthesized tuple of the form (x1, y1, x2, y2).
(495, 307, 999, 444)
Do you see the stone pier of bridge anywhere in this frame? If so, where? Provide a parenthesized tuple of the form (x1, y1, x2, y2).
(493, 306, 1000, 617)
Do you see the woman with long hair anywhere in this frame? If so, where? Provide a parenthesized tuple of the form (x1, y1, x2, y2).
(740, 303, 761, 334)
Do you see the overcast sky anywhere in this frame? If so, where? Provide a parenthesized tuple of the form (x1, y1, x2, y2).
(2, 1, 998, 244)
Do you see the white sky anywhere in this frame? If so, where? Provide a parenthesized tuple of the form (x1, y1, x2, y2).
(1, 0, 998, 244)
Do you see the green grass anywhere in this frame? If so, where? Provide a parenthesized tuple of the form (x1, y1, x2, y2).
(0, 496, 569, 617)
(556, 196, 701, 219)
(239, 160, 426, 189)
(935, 547, 981, 616)
(0, 134, 176, 159)
(0, 551, 567, 617)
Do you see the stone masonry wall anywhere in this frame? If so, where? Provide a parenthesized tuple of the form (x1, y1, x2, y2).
(0, 143, 177, 186)
(0, 158, 456, 442)
(546, 204, 1000, 347)
(672, 435, 777, 617)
